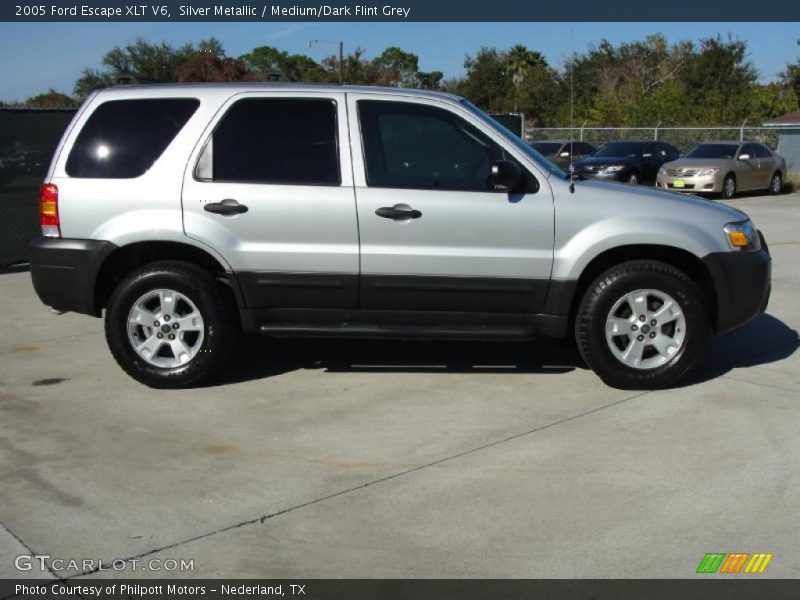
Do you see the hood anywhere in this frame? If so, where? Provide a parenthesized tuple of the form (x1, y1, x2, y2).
(663, 158, 733, 169)
(575, 156, 637, 168)
(574, 178, 749, 222)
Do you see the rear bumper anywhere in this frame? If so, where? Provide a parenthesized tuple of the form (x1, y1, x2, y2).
(29, 237, 116, 316)
(702, 238, 771, 334)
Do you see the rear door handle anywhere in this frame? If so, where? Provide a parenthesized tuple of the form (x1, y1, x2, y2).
(375, 205, 422, 220)
(204, 199, 248, 215)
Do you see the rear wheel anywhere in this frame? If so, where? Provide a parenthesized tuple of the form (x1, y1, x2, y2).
(575, 260, 709, 389)
(721, 174, 736, 199)
(769, 172, 783, 195)
(105, 261, 238, 388)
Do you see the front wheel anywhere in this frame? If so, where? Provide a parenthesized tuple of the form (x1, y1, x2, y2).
(769, 172, 783, 195)
(105, 261, 238, 388)
(721, 174, 736, 199)
(575, 260, 709, 389)
(627, 172, 639, 185)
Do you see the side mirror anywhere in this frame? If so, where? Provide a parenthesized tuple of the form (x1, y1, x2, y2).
(559, 151, 570, 158)
(490, 160, 522, 192)
(738, 153, 750, 160)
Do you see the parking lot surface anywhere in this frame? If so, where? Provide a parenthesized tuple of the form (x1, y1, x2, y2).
(1, 193, 798, 579)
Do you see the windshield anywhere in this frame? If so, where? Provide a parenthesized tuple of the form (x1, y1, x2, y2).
(530, 142, 561, 155)
(685, 144, 738, 159)
(594, 142, 645, 158)
(461, 100, 567, 179)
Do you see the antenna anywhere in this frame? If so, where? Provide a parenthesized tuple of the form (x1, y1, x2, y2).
(569, 29, 576, 194)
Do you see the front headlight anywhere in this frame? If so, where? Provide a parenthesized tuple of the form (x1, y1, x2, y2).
(697, 167, 721, 176)
(723, 220, 761, 251)
(658, 166, 667, 175)
(604, 165, 625, 172)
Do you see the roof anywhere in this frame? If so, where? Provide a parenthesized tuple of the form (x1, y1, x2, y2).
(764, 109, 800, 127)
(103, 81, 463, 102)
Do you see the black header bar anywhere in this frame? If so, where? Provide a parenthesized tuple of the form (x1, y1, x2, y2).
(3, 0, 800, 22)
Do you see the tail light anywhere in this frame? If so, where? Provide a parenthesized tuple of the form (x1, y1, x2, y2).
(39, 183, 60, 237)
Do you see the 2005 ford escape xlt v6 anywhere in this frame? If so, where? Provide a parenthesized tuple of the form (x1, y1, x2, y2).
(29, 84, 771, 389)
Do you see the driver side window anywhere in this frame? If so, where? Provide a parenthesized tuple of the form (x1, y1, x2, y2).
(358, 100, 506, 192)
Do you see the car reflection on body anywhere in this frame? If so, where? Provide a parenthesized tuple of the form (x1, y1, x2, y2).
(529, 140, 597, 170)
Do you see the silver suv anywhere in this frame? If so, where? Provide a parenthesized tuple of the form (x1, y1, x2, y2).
(29, 84, 771, 389)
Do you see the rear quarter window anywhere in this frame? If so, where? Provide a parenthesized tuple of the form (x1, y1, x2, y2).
(65, 98, 199, 178)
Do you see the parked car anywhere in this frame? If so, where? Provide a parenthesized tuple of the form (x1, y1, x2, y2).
(656, 141, 786, 199)
(29, 85, 770, 390)
(529, 140, 597, 169)
(573, 140, 680, 184)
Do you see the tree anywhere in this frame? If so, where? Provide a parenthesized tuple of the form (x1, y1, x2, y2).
(417, 70, 444, 90)
(454, 45, 559, 124)
(751, 82, 798, 121)
(240, 46, 325, 81)
(681, 36, 758, 124)
(24, 89, 76, 108)
(73, 37, 228, 99)
(506, 44, 547, 113)
(175, 53, 255, 82)
(456, 47, 509, 112)
(373, 46, 419, 87)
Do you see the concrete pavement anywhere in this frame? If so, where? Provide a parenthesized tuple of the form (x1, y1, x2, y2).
(0, 194, 798, 579)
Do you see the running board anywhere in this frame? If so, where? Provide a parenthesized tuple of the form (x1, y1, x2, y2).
(259, 323, 537, 341)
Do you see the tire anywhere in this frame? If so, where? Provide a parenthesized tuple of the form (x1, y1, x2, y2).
(627, 171, 639, 185)
(105, 261, 238, 388)
(721, 174, 736, 199)
(768, 171, 783, 195)
(575, 260, 709, 390)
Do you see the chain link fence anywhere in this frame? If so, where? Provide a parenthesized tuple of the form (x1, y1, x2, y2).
(0, 108, 76, 267)
(525, 125, 786, 151)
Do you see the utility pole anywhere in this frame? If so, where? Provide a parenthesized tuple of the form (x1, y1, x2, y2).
(308, 39, 345, 85)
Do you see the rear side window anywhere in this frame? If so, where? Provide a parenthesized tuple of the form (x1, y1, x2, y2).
(208, 98, 340, 185)
(66, 98, 199, 178)
(753, 144, 772, 158)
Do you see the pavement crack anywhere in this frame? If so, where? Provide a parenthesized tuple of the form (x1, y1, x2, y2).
(67, 389, 651, 580)
(0, 518, 63, 591)
(721, 374, 800, 395)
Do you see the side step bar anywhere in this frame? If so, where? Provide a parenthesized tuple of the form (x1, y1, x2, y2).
(260, 323, 537, 341)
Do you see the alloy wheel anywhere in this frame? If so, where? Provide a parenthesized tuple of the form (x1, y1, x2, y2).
(605, 288, 686, 370)
(127, 288, 205, 368)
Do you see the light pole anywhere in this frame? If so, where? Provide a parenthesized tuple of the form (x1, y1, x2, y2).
(308, 39, 344, 85)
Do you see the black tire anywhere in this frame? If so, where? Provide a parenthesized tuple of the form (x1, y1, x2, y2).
(575, 260, 709, 390)
(768, 171, 783, 195)
(720, 174, 736, 199)
(105, 261, 238, 388)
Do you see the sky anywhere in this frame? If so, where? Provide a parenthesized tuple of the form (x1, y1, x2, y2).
(0, 21, 798, 101)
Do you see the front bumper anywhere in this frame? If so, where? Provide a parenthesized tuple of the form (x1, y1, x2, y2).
(656, 172, 722, 193)
(574, 170, 629, 182)
(702, 235, 771, 334)
(29, 237, 117, 316)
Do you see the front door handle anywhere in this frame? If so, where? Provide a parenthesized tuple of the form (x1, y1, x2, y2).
(204, 199, 249, 215)
(375, 205, 422, 220)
